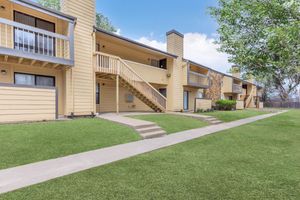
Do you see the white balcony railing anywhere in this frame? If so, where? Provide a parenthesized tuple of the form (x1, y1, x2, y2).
(188, 71, 210, 88)
(0, 18, 74, 62)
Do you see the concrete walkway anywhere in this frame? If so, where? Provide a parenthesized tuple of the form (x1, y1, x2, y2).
(169, 112, 223, 124)
(98, 113, 156, 128)
(0, 111, 285, 194)
(97, 113, 166, 139)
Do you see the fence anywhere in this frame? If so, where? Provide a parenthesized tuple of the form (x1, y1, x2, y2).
(265, 101, 300, 109)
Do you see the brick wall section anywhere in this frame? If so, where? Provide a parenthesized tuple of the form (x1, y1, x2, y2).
(204, 71, 223, 102)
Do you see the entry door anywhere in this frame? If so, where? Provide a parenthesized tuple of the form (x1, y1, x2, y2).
(183, 91, 189, 111)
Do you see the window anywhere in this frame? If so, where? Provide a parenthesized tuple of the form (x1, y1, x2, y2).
(159, 59, 167, 69)
(14, 11, 56, 56)
(36, 76, 55, 87)
(14, 73, 35, 86)
(14, 73, 55, 87)
(159, 88, 167, 97)
(150, 59, 159, 68)
(96, 83, 100, 104)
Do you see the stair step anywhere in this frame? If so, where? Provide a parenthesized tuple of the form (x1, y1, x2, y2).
(141, 130, 166, 139)
(134, 124, 156, 129)
(204, 118, 217, 121)
(136, 126, 162, 134)
(210, 120, 223, 124)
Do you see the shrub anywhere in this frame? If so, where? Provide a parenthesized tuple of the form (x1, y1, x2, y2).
(216, 100, 237, 111)
(197, 109, 204, 113)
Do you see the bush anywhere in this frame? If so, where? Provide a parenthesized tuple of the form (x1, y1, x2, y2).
(216, 100, 237, 111)
(197, 109, 204, 113)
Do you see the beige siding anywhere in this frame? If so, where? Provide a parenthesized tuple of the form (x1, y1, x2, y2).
(183, 86, 203, 111)
(222, 76, 233, 94)
(195, 99, 212, 111)
(167, 33, 184, 111)
(96, 79, 151, 112)
(124, 60, 168, 85)
(0, 85, 56, 123)
(61, 0, 95, 115)
(0, 62, 65, 115)
(236, 100, 244, 110)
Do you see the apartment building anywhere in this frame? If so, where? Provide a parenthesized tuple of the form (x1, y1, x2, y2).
(0, 0, 263, 123)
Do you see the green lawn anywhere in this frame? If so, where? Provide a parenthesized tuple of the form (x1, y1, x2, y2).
(201, 109, 270, 122)
(1, 110, 299, 200)
(0, 118, 140, 170)
(131, 114, 209, 134)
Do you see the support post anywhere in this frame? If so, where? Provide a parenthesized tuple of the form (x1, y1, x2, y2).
(68, 22, 75, 62)
(116, 75, 119, 114)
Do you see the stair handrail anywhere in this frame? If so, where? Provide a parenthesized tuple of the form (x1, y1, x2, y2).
(94, 51, 167, 110)
(245, 88, 254, 107)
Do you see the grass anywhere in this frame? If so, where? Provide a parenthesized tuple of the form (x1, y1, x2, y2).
(1, 110, 299, 200)
(0, 118, 140, 170)
(201, 109, 270, 122)
(130, 114, 209, 134)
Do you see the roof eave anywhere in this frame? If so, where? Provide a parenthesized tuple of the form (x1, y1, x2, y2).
(183, 58, 259, 87)
(12, 0, 77, 22)
(94, 27, 178, 59)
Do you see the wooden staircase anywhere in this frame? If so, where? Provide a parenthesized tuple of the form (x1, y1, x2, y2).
(94, 52, 166, 112)
(244, 88, 254, 108)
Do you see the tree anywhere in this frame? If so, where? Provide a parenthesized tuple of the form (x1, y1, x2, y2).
(95, 13, 117, 32)
(210, 0, 300, 101)
(37, 0, 60, 10)
(38, 0, 117, 32)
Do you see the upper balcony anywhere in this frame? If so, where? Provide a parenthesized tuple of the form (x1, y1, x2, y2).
(232, 83, 242, 93)
(188, 71, 210, 88)
(94, 28, 177, 85)
(185, 60, 210, 88)
(0, 0, 75, 68)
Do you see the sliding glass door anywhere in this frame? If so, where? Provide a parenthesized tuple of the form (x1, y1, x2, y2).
(14, 11, 56, 56)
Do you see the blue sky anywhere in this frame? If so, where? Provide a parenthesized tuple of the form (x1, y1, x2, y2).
(96, 0, 231, 73)
(96, 0, 219, 40)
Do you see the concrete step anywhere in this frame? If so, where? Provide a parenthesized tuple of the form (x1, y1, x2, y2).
(134, 124, 156, 129)
(210, 120, 223, 124)
(204, 117, 217, 121)
(141, 130, 166, 139)
(136, 126, 162, 134)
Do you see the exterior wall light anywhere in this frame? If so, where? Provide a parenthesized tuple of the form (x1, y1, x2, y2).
(1, 69, 7, 75)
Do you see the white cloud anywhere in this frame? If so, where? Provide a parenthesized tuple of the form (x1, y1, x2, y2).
(136, 33, 232, 73)
(136, 37, 166, 51)
(115, 29, 121, 35)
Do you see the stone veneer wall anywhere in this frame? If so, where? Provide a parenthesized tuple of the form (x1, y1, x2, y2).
(204, 71, 224, 103)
